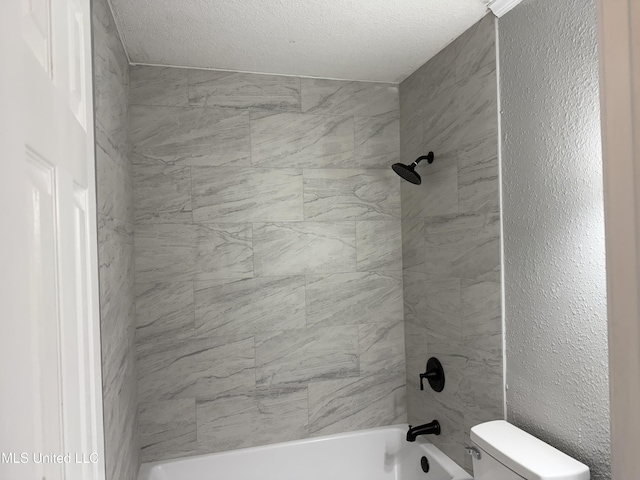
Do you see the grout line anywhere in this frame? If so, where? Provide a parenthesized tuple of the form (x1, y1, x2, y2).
(129, 61, 401, 85)
(105, 0, 132, 64)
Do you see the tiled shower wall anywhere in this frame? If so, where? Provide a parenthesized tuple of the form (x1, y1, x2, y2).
(399, 14, 503, 471)
(93, 0, 139, 478)
(130, 66, 407, 462)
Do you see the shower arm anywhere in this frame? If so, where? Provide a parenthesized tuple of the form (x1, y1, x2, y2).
(411, 152, 435, 167)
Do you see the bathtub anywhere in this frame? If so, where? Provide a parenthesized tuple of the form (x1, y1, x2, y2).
(137, 425, 472, 480)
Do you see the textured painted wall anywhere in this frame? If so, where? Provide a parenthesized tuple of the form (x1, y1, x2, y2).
(93, 0, 139, 479)
(499, 1, 610, 478)
(129, 66, 407, 463)
(399, 14, 502, 473)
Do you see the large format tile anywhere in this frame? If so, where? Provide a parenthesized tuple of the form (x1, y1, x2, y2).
(129, 105, 250, 166)
(135, 282, 195, 344)
(457, 135, 499, 214)
(194, 223, 254, 281)
(137, 335, 255, 404)
(250, 111, 353, 168)
(138, 398, 196, 462)
(461, 279, 502, 356)
(308, 373, 406, 436)
(253, 222, 356, 276)
(402, 270, 429, 330)
(195, 276, 306, 336)
(134, 223, 195, 283)
(305, 272, 403, 327)
(422, 277, 462, 343)
(400, 151, 458, 219)
(303, 169, 400, 221)
(358, 321, 405, 375)
(444, 64, 498, 150)
(255, 327, 359, 387)
(130, 66, 189, 107)
(133, 165, 192, 224)
(191, 167, 303, 222)
(301, 78, 399, 118)
(454, 14, 496, 83)
(188, 70, 301, 110)
(356, 220, 402, 271)
(354, 117, 400, 168)
(98, 215, 135, 372)
(96, 146, 133, 224)
(196, 388, 308, 453)
(424, 212, 500, 281)
(401, 216, 425, 272)
(459, 347, 504, 420)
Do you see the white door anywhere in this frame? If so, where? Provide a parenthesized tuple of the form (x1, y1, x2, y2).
(0, 1, 105, 480)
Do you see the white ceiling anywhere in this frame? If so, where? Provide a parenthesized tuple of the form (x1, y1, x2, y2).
(108, 0, 491, 83)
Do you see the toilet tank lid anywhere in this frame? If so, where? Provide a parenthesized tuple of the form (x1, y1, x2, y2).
(470, 421, 589, 480)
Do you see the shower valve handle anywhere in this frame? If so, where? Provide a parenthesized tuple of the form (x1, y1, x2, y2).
(419, 370, 439, 390)
(419, 357, 445, 392)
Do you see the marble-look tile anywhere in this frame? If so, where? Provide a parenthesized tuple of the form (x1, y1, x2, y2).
(358, 321, 405, 375)
(459, 347, 504, 420)
(445, 64, 498, 149)
(399, 66, 425, 127)
(196, 388, 308, 454)
(426, 397, 466, 467)
(134, 223, 195, 283)
(135, 282, 195, 344)
(301, 78, 399, 118)
(253, 222, 356, 276)
(461, 279, 502, 356)
(93, 15, 128, 165)
(454, 14, 496, 83)
(424, 212, 500, 281)
(421, 41, 457, 100)
(250, 111, 354, 168)
(457, 135, 499, 214)
(188, 70, 301, 110)
(133, 165, 192, 224)
(421, 83, 459, 153)
(194, 223, 253, 281)
(423, 277, 462, 343)
(308, 373, 406, 436)
(356, 220, 402, 271)
(92, 0, 128, 88)
(303, 169, 400, 221)
(96, 145, 133, 224)
(354, 117, 400, 168)
(191, 167, 303, 222)
(305, 272, 403, 327)
(400, 151, 458, 219)
(98, 215, 135, 366)
(194, 276, 306, 336)
(138, 398, 197, 462)
(102, 345, 138, 480)
(137, 335, 255, 404)
(130, 66, 189, 107)
(255, 327, 359, 387)
(402, 270, 429, 330)
(401, 216, 425, 272)
(399, 111, 424, 169)
(129, 105, 250, 166)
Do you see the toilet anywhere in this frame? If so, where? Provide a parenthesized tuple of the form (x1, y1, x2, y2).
(469, 421, 590, 480)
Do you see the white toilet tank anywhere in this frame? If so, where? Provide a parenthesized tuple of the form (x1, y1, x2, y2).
(470, 421, 589, 480)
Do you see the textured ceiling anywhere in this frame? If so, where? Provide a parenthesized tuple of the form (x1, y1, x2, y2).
(108, 0, 491, 83)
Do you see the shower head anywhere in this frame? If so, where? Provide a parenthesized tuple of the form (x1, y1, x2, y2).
(392, 163, 422, 185)
(392, 152, 434, 185)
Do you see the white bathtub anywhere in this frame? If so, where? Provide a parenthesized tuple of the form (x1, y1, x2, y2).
(137, 425, 472, 480)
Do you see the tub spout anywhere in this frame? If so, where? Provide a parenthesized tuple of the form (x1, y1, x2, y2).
(406, 420, 441, 442)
